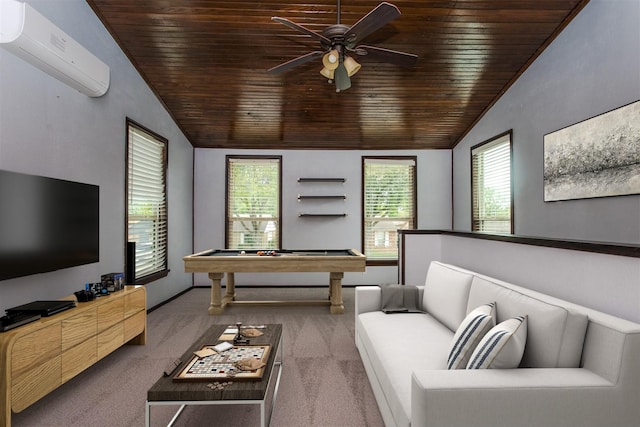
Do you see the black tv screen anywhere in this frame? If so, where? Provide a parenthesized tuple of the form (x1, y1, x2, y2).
(0, 170, 99, 281)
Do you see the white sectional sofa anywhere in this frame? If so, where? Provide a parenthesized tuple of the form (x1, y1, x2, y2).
(355, 261, 640, 427)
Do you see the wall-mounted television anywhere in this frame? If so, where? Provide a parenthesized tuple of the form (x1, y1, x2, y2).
(0, 170, 99, 281)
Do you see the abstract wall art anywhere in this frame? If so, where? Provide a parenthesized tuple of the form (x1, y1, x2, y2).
(544, 100, 640, 202)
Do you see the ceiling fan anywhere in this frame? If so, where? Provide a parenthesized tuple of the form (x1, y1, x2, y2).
(268, 1, 418, 92)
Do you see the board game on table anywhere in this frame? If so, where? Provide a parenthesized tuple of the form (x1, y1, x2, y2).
(183, 249, 366, 314)
(174, 344, 270, 381)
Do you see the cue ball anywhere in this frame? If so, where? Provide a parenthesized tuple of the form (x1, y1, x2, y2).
(240, 250, 245, 254)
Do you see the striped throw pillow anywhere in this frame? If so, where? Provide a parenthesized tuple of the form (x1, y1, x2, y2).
(467, 316, 528, 369)
(447, 303, 496, 369)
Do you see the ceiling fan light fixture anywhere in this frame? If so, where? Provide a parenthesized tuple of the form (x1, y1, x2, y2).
(334, 64, 351, 92)
(322, 49, 340, 70)
(343, 56, 361, 77)
(320, 67, 335, 81)
(269, 2, 416, 93)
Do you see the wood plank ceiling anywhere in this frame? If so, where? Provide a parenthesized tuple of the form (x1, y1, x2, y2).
(87, 0, 589, 150)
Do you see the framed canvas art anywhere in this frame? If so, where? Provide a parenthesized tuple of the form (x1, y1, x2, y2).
(543, 100, 640, 202)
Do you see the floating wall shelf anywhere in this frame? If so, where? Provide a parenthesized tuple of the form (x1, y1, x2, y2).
(297, 178, 345, 183)
(299, 213, 347, 217)
(297, 195, 346, 201)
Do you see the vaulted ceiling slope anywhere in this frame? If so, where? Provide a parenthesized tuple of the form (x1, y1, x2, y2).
(87, 0, 589, 150)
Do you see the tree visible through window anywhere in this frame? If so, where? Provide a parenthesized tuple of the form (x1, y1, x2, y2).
(363, 157, 416, 261)
(226, 156, 281, 249)
(471, 131, 513, 233)
(126, 119, 168, 282)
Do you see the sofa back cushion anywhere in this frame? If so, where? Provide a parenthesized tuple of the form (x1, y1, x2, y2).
(423, 262, 474, 331)
(467, 275, 588, 368)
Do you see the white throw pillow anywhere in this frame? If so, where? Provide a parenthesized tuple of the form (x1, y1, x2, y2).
(447, 303, 496, 369)
(467, 316, 528, 369)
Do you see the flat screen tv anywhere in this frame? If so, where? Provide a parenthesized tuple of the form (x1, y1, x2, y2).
(0, 170, 99, 281)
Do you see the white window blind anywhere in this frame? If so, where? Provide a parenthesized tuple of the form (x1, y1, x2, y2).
(363, 157, 416, 260)
(127, 122, 168, 279)
(227, 157, 280, 249)
(472, 133, 512, 233)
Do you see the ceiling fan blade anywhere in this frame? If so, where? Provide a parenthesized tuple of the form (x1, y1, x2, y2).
(268, 51, 324, 74)
(345, 2, 401, 46)
(334, 63, 351, 91)
(271, 17, 332, 45)
(355, 45, 418, 67)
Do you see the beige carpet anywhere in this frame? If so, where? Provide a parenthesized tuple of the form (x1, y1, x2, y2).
(12, 287, 384, 427)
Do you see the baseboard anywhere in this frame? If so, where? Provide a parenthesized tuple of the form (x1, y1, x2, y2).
(147, 286, 193, 313)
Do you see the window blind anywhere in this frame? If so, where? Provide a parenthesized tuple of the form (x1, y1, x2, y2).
(363, 157, 416, 259)
(227, 157, 280, 249)
(127, 123, 168, 279)
(472, 134, 512, 233)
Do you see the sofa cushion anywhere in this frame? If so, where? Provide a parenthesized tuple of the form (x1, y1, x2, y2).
(423, 262, 474, 332)
(447, 302, 496, 369)
(467, 315, 528, 369)
(356, 311, 453, 427)
(467, 276, 587, 368)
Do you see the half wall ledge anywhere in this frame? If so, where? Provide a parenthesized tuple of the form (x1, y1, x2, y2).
(398, 230, 639, 259)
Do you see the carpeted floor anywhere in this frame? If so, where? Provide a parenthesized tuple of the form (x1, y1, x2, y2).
(11, 287, 384, 427)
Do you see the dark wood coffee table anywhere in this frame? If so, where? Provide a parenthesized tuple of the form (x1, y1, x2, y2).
(146, 324, 283, 427)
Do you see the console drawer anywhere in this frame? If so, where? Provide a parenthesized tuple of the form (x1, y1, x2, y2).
(12, 323, 61, 379)
(62, 336, 97, 383)
(97, 323, 124, 359)
(12, 355, 61, 413)
(124, 310, 145, 342)
(97, 297, 124, 332)
(124, 288, 146, 317)
(62, 308, 97, 351)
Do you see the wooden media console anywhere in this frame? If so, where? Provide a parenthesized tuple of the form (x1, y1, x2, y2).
(0, 286, 146, 427)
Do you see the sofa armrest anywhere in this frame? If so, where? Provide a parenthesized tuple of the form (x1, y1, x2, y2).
(411, 368, 626, 427)
(355, 285, 383, 315)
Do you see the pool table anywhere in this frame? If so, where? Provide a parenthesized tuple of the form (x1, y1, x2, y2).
(183, 249, 366, 314)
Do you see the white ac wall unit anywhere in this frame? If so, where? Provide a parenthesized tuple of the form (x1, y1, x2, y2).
(0, 0, 110, 97)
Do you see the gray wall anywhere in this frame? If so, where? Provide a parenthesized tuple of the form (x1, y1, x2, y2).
(193, 148, 453, 287)
(452, 0, 640, 244)
(0, 0, 194, 313)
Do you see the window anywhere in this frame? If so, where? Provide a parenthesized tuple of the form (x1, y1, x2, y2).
(363, 157, 417, 261)
(226, 156, 281, 249)
(126, 119, 168, 282)
(471, 131, 513, 233)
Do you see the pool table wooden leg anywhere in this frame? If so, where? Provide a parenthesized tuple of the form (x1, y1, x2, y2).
(225, 272, 236, 302)
(208, 272, 225, 315)
(329, 272, 345, 314)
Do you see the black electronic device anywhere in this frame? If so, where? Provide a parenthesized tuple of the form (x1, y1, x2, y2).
(74, 289, 95, 302)
(6, 300, 76, 317)
(1, 312, 41, 332)
(0, 169, 100, 281)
